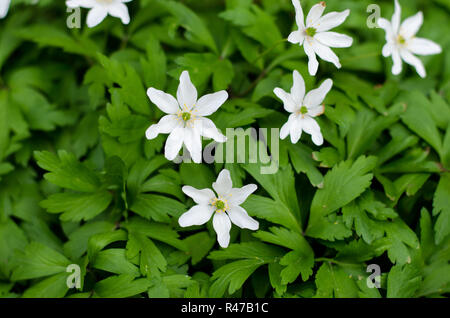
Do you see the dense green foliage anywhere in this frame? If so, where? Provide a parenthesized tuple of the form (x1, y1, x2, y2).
(0, 0, 449, 298)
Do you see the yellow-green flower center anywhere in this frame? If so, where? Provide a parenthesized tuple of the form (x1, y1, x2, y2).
(300, 106, 308, 115)
(305, 27, 317, 37)
(398, 35, 406, 44)
(214, 200, 225, 211)
(182, 112, 191, 121)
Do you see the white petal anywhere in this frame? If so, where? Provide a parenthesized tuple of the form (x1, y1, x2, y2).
(195, 91, 228, 116)
(291, 70, 305, 105)
(213, 169, 232, 197)
(408, 38, 442, 56)
(66, 0, 96, 9)
(182, 186, 216, 205)
(280, 114, 296, 140)
(273, 87, 296, 113)
(183, 127, 202, 163)
(213, 212, 232, 248)
(315, 32, 353, 48)
(392, 0, 401, 34)
(290, 117, 303, 144)
(227, 206, 259, 231)
(228, 184, 257, 206)
(382, 42, 393, 57)
(315, 9, 350, 33)
(145, 115, 180, 140)
(164, 127, 184, 161)
(179, 205, 214, 227)
(197, 117, 226, 143)
(107, 2, 130, 25)
(304, 39, 319, 76)
(177, 71, 198, 109)
(0, 0, 10, 18)
(391, 49, 403, 75)
(147, 88, 180, 114)
(378, 18, 395, 42)
(302, 116, 323, 146)
(86, 7, 108, 28)
(311, 39, 341, 69)
(399, 11, 422, 39)
(288, 30, 305, 45)
(303, 78, 333, 108)
(291, 0, 305, 29)
(400, 49, 426, 78)
(306, 2, 326, 28)
(308, 104, 325, 117)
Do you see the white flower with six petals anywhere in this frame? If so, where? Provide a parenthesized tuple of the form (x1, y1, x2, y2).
(378, 0, 442, 78)
(146, 71, 228, 163)
(0, 0, 10, 19)
(274, 70, 332, 146)
(66, 0, 132, 28)
(288, 0, 353, 76)
(178, 169, 259, 248)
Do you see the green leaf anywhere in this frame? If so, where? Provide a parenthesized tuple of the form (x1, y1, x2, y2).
(314, 262, 359, 298)
(387, 263, 421, 298)
(433, 173, 450, 244)
(94, 274, 151, 298)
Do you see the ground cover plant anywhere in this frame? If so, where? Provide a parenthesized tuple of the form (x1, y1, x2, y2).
(0, 0, 449, 298)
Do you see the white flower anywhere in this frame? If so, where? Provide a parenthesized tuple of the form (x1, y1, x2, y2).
(288, 0, 353, 76)
(378, 0, 442, 78)
(66, 0, 132, 28)
(178, 169, 259, 248)
(274, 70, 332, 146)
(0, 0, 11, 19)
(146, 71, 227, 163)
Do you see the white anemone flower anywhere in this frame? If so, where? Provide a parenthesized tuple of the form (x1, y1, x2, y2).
(274, 70, 332, 146)
(179, 169, 259, 248)
(378, 0, 442, 78)
(0, 0, 11, 19)
(288, 0, 353, 76)
(146, 71, 227, 163)
(66, 0, 132, 28)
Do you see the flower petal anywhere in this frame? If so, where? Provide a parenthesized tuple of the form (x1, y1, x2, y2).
(183, 127, 202, 163)
(213, 212, 232, 248)
(304, 39, 319, 76)
(197, 117, 226, 143)
(408, 38, 442, 56)
(147, 87, 180, 114)
(86, 6, 108, 28)
(288, 30, 305, 45)
(179, 205, 214, 227)
(273, 87, 296, 113)
(164, 127, 185, 161)
(382, 42, 393, 57)
(303, 78, 333, 108)
(291, 70, 305, 105)
(315, 9, 350, 32)
(308, 104, 325, 117)
(213, 169, 232, 197)
(0, 0, 10, 18)
(145, 115, 181, 140)
(228, 184, 257, 206)
(66, 0, 96, 9)
(177, 71, 198, 109)
(392, 0, 401, 34)
(182, 186, 216, 205)
(391, 49, 403, 75)
(280, 114, 295, 140)
(302, 116, 323, 146)
(291, 0, 305, 29)
(227, 206, 259, 230)
(290, 117, 303, 144)
(107, 2, 130, 25)
(400, 49, 426, 78)
(399, 11, 422, 39)
(315, 31, 353, 48)
(306, 2, 326, 28)
(311, 39, 341, 69)
(378, 17, 394, 42)
(195, 91, 228, 116)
